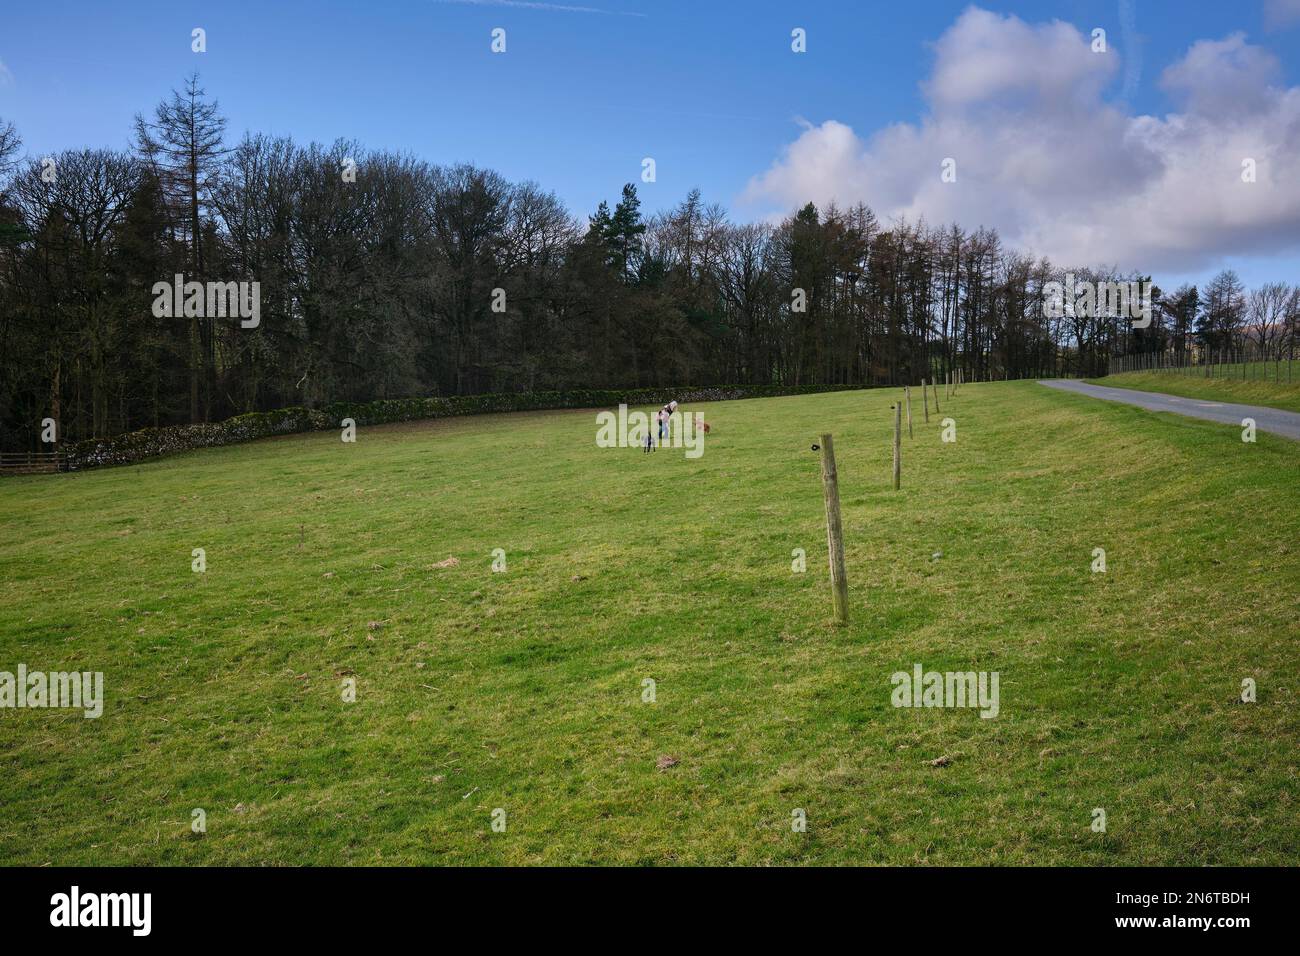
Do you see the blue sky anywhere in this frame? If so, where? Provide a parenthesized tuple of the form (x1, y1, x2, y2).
(3, 1, 1299, 289)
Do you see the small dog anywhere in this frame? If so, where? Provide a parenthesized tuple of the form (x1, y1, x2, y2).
(700, 420, 711, 434)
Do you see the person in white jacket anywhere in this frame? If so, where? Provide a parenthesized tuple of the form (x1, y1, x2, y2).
(657, 400, 678, 445)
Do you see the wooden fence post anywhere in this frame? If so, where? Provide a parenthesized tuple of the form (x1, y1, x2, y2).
(904, 385, 913, 439)
(922, 378, 930, 423)
(892, 403, 901, 491)
(818, 434, 850, 625)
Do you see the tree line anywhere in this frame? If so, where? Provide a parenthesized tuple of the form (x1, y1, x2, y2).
(2, 75, 1296, 450)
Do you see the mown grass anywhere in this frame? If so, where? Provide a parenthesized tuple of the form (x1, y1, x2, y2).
(1, 382, 1296, 865)
(1091, 362, 1300, 413)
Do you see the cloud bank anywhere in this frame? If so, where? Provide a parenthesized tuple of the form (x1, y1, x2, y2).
(741, 8, 1300, 274)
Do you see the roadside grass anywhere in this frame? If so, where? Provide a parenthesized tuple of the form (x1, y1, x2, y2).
(1090, 362, 1300, 413)
(1, 381, 1296, 865)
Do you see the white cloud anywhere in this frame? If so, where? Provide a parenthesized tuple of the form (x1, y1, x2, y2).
(0, 59, 13, 87)
(1263, 0, 1300, 31)
(923, 8, 1112, 112)
(741, 7, 1300, 274)
(1160, 33, 1281, 117)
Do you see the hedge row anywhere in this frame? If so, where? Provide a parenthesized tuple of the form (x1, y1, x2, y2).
(61, 383, 863, 471)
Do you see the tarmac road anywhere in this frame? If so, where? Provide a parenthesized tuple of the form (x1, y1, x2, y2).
(1037, 379, 1300, 442)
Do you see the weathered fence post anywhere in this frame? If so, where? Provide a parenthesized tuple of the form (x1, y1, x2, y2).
(923, 378, 930, 422)
(905, 385, 913, 439)
(892, 403, 902, 491)
(818, 434, 850, 625)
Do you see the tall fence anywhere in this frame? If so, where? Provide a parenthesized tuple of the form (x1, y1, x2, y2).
(1108, 345, 1298, 382)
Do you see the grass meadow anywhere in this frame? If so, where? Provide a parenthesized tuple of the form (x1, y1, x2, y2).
(1, 381, 1296, 865)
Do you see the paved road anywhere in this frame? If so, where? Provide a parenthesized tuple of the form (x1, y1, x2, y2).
(1037, 379, 1300, 441)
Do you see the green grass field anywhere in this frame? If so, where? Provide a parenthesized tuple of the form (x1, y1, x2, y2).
(1, 381, 1296, 865)
(1091, 362, 1300, 413)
